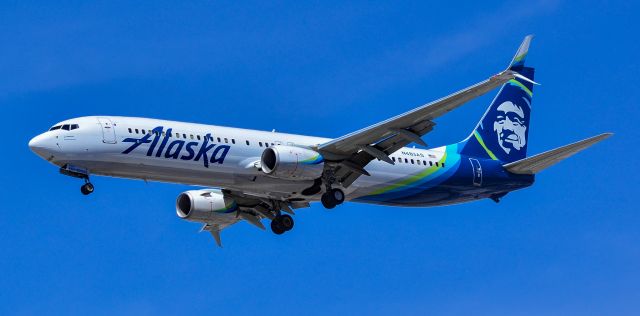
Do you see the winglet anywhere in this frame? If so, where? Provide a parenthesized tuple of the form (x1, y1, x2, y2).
(509, 35, 534, 70)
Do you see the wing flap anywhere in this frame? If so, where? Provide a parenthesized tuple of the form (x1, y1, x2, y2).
(503, 133, 612, 175)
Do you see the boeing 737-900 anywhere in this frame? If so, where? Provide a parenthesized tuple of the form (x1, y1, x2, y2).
(28, 36, 611, 246)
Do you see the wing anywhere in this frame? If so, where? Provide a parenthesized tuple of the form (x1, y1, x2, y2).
(317, 36, 537, 187)
(317, 69, 522, 187)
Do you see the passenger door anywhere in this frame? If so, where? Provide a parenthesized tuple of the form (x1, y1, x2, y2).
(97, 117, 117, 144)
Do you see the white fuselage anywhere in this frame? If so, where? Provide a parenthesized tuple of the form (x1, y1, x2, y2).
(29, 116, 451, 202)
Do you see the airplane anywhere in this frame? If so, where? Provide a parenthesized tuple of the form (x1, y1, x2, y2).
(28, 35, 611, 246)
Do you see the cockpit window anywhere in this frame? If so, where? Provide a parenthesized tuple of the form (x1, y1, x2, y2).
(49, 123, 79, 132)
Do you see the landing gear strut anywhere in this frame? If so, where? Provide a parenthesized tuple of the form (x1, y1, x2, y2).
(270, 214, 294, 235)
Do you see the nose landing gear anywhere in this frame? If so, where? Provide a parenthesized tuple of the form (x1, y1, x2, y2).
(80, 181, 95, 195)
(60, 164, 95, 195)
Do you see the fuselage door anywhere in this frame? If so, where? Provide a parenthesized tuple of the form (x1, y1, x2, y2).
(97, 117, 117, 144)
(469, 158, 482, 187)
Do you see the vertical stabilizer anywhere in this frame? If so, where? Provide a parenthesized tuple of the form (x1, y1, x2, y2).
(459, 35, 536, 163)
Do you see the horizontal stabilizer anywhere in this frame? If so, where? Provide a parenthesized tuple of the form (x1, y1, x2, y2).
(503, 133, 612, 174)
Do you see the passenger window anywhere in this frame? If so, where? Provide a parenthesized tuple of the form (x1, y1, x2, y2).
(135, 129, 139, 134)
(246, 140, 250, 146)
(411, 159, 414, 164)
(176, 133, 180, 138)
(232, 139, 236, 144)
(404, 158, 408, 163)
(141, 129, 146, 134)
(265, 143, 269, 147)
(197, 135, 201, 140)
(190, 134, 194, 140)
(392, 157, 396, 162)
(217, 137, 221, 142)
(423, 160, 426, 166)
(429, 161, 433, 166)
(435, 162, 439, 167)
(224, 138, 228, 143)
(442, 163, 445, 168)
(259, 142, 263, 147)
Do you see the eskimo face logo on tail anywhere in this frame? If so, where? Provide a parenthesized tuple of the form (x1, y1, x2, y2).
(493, 101, 527, 154)
(121, 126, 230, 168)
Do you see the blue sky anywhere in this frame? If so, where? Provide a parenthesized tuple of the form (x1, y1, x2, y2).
(1, 0, 639, 315)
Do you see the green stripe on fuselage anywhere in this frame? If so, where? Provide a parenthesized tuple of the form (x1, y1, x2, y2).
(369, 152, 448, 196)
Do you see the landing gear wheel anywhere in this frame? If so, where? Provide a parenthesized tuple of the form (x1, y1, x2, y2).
(330, 188, 345, 205)
(321, 188, 345, 209)
(271, 214, 295, 235)
(321, 193, 337, 209)
(271, 219, 285, 235)
(80, 183, 94, 195)
(279, 214, 294, 231)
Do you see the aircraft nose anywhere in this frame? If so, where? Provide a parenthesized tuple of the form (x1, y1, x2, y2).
(29, 133, 56, 159)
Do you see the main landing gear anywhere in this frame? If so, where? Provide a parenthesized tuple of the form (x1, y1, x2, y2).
(318, 170, 345, 209)
(301, 171, 347, 209)
(321, 188, 345, 209)
(270, 214, 294, 235)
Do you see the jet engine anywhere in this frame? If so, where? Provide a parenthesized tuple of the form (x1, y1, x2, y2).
(260, 145, 324, 180)
(176, 189, 237, 222)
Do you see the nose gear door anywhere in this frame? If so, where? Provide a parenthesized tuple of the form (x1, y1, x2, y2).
(469, 158, 482, 187)
(97, 117, 117, 144)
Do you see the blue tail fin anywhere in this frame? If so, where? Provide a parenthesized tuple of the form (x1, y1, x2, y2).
(459, 35, 536, 163)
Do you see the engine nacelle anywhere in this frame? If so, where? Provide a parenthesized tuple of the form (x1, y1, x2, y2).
(176, 189, 237, 222)
(260, 145, 324, 180)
